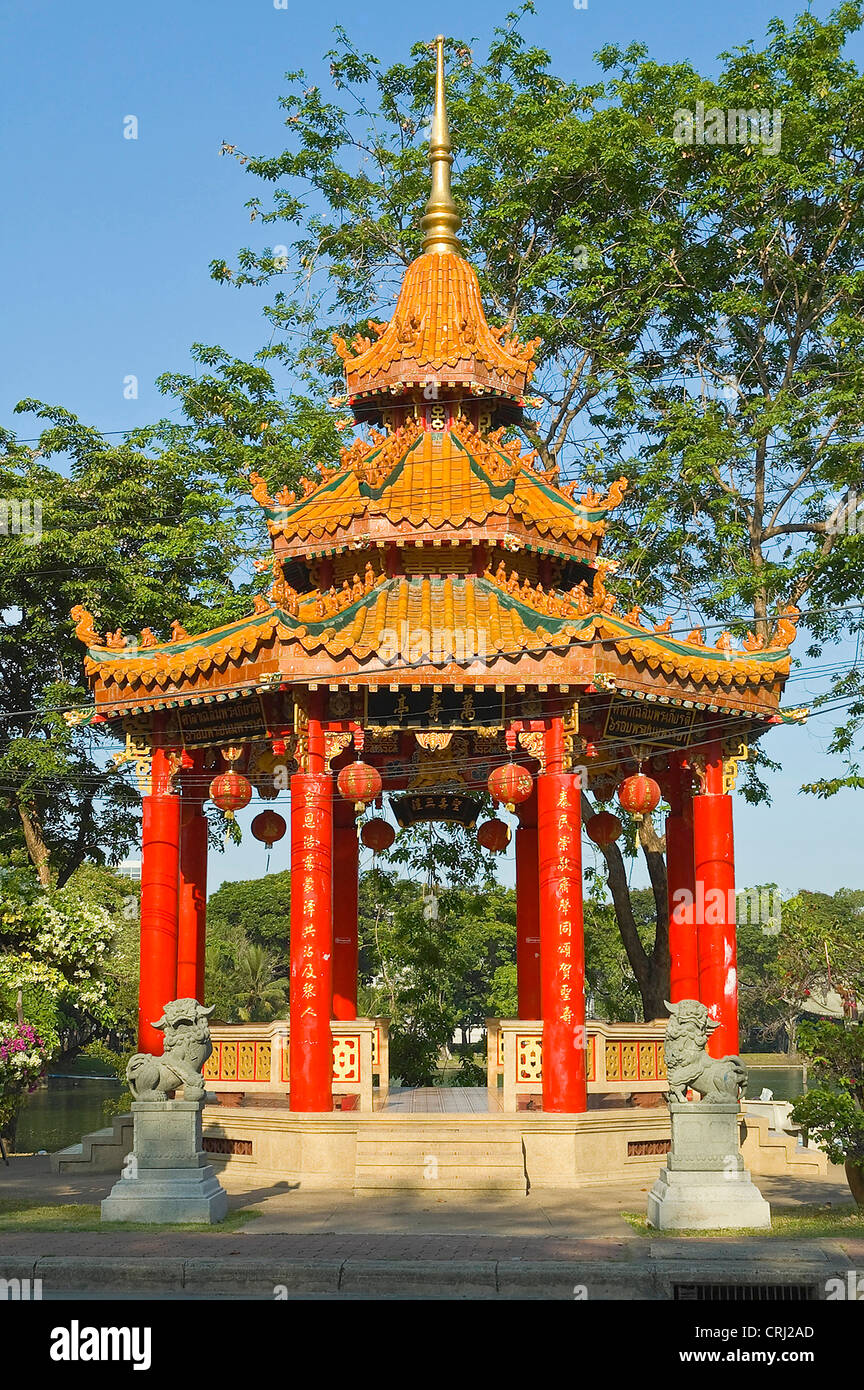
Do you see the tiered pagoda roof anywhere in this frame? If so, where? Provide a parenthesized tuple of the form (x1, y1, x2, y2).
(253, 417, 626, 562)
(332, 251, 539, 403)
(72, 36, 801, 742)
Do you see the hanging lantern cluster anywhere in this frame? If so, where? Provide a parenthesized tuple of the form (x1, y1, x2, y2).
(337, 760, 383, 813)
(209, 770, 253, 820)
(361, 818, 396, 854)
(251, 810, 286, 847)
(585, 810, 623, 847)
(617, 773, 661, 819)
(487, 763, 533, 813)
(477, 818, 511, 853)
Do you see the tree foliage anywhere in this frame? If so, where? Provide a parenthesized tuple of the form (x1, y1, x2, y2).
(210, 5, 864, 1007)
(793, 1019, 864, 1199)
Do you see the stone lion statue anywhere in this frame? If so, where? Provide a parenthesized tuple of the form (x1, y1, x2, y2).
(126, 999, 215, 1103)
(664, 999, 747, 1104)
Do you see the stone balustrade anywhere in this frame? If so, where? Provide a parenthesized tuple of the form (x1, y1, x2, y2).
(486, 1018, 667, 1111)
(203, 1017, 389, 1112)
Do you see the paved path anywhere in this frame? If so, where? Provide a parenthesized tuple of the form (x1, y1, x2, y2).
(1, 1156, 858, 1297)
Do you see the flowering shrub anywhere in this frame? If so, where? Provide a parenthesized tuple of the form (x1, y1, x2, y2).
(0, 1021, 49, 1136)
(0, 869, 121, 1051)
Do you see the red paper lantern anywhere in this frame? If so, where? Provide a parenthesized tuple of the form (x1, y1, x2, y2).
(487, 763, 533, 812)
(337, 760, 383, 811)
(251, 810, 286, 847)
(209, 770, 253, 820)
(361, 818, 396, 854)
(477, 818, 511, 853)
(586, 810, 623, 847)
(617, 774, 661, 818)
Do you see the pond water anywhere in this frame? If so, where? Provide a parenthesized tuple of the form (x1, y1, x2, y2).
(744, 1066, 805, 1102)
(13, 1077, 121, 1154)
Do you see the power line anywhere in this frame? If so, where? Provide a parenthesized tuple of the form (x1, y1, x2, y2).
(0, 690, 857, 801)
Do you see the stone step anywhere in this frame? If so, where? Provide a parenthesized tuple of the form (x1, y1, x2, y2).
(354, 1130, 527, 1191)
(741, 1113, 827, 1178)
(51, 1113, 133, 1174)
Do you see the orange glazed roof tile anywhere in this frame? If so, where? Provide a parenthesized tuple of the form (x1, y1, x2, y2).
(77, 579, 795, 696)
(255, 422, 625, 557)
(332, 37, 539, 403)
(333, 251, 539, 401)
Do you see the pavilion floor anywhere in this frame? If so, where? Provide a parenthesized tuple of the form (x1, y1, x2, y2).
(197, 1093, 827, 1192)
(379, 1085, 502, 1112)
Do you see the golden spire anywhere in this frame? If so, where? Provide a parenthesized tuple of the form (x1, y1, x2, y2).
(420, 35, 462, 255)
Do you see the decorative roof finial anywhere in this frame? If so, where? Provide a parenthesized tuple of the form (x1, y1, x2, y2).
(420, 35, 462, 255)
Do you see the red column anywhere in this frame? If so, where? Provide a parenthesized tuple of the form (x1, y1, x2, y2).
(515, 788, 541, 1018)
(177, 752, 208, 1003)
(693, 741, 738, 1056)
(332, 805, 359, 1020)
(538, 720, 587, 1113)
(289, 770, 333, 1111)
(138, 747, 180, 1053)
(666, 757, 698, 1003)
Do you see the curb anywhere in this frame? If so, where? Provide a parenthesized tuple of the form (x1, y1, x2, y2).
(0, 1252, 853, 1299)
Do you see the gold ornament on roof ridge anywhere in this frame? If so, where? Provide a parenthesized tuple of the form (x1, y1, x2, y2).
(420, 36, 462, 255)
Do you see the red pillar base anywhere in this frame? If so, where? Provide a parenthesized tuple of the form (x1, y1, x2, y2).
(289, 772, 334, 1112)
(538, 765, 587, 1113)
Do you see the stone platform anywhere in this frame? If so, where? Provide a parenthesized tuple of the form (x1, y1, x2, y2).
(54, 1089, 827, 1191)
(198, 1092, 823, 1192)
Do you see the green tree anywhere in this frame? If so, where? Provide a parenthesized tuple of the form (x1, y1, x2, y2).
(230, 943, 290, 1023)
(734, 887, 864, 1050)
(775, 890, 864, 1049)
(206, 870, 292, 962)
(212, 6, 864, 1012)
(357, 871, 517, 1083)
(0, 404, 249, 884)
(583, 885, 652, 1023)
(382, 816, 496, 892)
(792, 1020, 864, 1206)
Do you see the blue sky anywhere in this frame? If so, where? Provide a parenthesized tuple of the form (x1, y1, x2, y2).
(3, 0, 863, 893)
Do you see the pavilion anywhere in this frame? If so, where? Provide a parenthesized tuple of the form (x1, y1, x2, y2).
(70, 37, 801, 1124)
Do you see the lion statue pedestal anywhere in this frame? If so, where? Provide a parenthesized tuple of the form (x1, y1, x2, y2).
(101, 1000, 227, 1225)
(646, 1001, 770, 1231)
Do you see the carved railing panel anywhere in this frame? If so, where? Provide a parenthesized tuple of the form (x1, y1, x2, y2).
(490, 1019, 668, 1111)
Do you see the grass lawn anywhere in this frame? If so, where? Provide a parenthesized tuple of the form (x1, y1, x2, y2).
(623, 1204, 864, 1239)
(0, 1199, 260, 1233)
